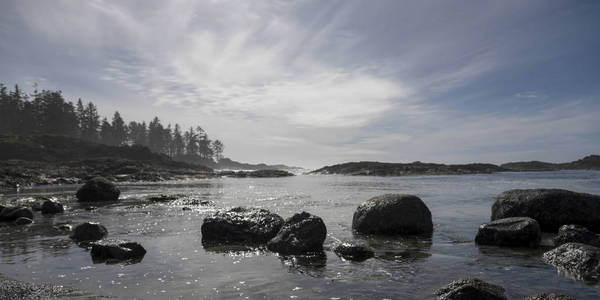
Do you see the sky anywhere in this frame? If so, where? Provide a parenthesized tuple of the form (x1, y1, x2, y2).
(1, 0, 599, 169)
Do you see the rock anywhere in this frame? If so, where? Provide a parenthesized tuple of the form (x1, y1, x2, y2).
(84, 206, 97, 211)
(90, 238, 146, 262)
(76, 177, 120, 202)
(56, 224, 73, 231)
(147, 194, 179, 202)
(267, 212, 327, 255)
(182, 207, 191, 211)
(524, 293, 576, 300)
(554, 224, 600, 247)
(434, 278, 507, 300)
(14, 217, 33, 225)
(41, 200, 64, 214)
(31, 201, 43, 211)
(0, 207, 33, 222)
(475, 217, 541, 248)
(201, 207, 284, 244)
(333, 243, 375, 261)
(352, 194, 433, 235)
(543, 242, 600, 282)
(247, 169, 294, 178)
(70, 222, 108, 242)
(492, 189, 600, 232)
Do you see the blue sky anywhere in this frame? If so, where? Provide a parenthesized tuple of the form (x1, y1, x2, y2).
(1, 0, 599, 168)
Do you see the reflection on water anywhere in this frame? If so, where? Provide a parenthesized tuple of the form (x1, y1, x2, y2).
(0, 171, 600, 299)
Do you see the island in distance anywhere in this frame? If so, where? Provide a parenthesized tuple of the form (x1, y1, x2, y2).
(309, 155, 600, 176)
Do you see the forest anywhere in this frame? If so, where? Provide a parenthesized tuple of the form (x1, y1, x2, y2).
(0, 83, 224, 166)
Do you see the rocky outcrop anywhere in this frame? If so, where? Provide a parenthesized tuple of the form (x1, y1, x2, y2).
(434, 278, 507, 300)
(333, 243, 375, 261)
(475, 217, 541, 248)
(352, 194, 433, 235)
(267, 212, 327, 255)
(218, 169, 295, 178)
(553, 225, 600, 247)
(201, 207, 284, 244)
(524, 293, 576, 300)
(70, 222, 108, 242)
(543, 242, 600, 282)
(76, 177, 120, 202)
(90, 238, 146, 262)
(41, 200, 64, 214)
(0, 207, 33, 222)
(492, 189, 600, 232)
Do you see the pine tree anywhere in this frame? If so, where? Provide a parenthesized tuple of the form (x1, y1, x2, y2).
(111, 111, 127, 146)
(212, 140, 224, 162)
(172, 124, 185, 158)
(99, 117, 112, 144)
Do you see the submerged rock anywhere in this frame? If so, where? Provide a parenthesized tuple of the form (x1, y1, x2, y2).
(492, 189, 600, 232)
(267, 212, 326, 255)
(475, 217, 541, 248)
(14, 217, 33, 225)
(201, 207, 284, 244)
(352, 194, 433, 235)
(76, 177, 120, 202)
(543, 242, 600, 282)
(525, 293, 576, 300)
(147, 194, 180, 202)
(90, 238, 146, 262)
(554, 224, 600, 247)
(333, 243, 375, 261)
(434, 278, 507, 300)
(70, 222, 108, 242)
(41, 200, 64, 214)
(0, 207, 33, 222)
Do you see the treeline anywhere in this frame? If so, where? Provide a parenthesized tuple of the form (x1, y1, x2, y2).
(0, 83, 224, 165)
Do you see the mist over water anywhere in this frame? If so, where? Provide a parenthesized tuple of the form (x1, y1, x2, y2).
(1, 171, 600, 299)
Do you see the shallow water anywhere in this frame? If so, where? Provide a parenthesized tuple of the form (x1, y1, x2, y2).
(1, 171, 600, 299)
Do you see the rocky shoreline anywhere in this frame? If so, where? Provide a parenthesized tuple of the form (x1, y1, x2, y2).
(0, 273, 86, 299)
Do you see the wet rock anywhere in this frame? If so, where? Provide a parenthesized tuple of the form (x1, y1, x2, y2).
(0, 207, 33, 222)
(434, 278, 507, 300)
(147, 194, 180, 202)
(182, 207, 192, 211)
(56, 224, 73, 231)
(70, 222, 108, 242)
(333, 242, 374, 261)
(201, 207, 284, 244)
(492, 189, 600, 232)
(267, 212, 327, 255)
(76, 177, 120, 202)
(524, 293, 576, 300)
(31, 201, 43, 211)
(41, 200, 64, 214)
(84, 206, 97, 211)
(247, 169, 294, 178)
(475, 217, 541, 248)
(543, 242, 600, 282)
(90, 238, 146, 262)
(554, 224, 600, 247)
(14, 217, 33, 225)
(352, 194, 433, 235)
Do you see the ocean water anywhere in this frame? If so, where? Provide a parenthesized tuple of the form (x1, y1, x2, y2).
(1, 171, 600, 299)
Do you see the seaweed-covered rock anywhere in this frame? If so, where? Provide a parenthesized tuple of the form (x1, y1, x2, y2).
(543, 242, 600, 282)
(14, 217, 33, 225)
(434, 278, 507, 300)
(0, 207, 33, 222)
(267, 212, 326, 254)
(333, 243, 375, 261)
(475, 217, 541, 248)
(90, 238, 146, 262)
(201, 207, 284, 244)
(524, 293, 576, 300)
(70, 222, 108, 242)
(41, 200, 64, 214)
(352, 194, 433, 235)
(554, 225, 600, 247)
(492, 189, 600, 232)
(76, 177, 120, 202)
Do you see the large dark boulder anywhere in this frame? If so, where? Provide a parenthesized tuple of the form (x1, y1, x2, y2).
(90, 238, 146, 262)
(76, 177, 120, 202)
(554, 224, 600, 247)
(434, 278, 507, 300)
(14, 217, 33, 225)
(70, 222, 108, 242)
(0, 207, 33, 222)
(333, 242, 375, 261)
(543, 242, 600, 282)
(475, 217, 541, 248)
(352, 194, 433, 235)
(492, 189, 600, 232)
(525, 293, 576, 300)
(201, 207, 284, 244)
(267, 212, 327, 254)
(41, 200, 64, 214)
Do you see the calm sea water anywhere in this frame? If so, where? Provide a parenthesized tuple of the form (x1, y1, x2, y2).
(1, 171, 600, 299)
